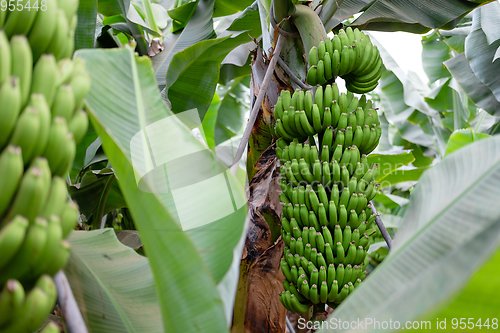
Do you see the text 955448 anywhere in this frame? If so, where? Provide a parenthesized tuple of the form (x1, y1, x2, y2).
(1, 0, 47, 11)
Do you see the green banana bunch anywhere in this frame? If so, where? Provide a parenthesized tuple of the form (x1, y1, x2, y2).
(0, 0, 89, 328)
(274, 86, 381, 155)
(276, 85, 382, 313)
(305, 27, 383, 94)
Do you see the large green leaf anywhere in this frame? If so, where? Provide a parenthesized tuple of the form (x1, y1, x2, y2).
(64, 229, 162, 332)
(226, 1, 261, 38)
(421, 32, 451, 82)
(421, 244, 500, 324)
(213, 0, 254, 17)
(69, 171, 127, 224)
(465, 4, 500, 107)
(77, 46, 247, 332)
(444, 128, 490, 155)
(214, 76, 250, 145)
(444, 54, 500, 116)
(166, 32, 251, 119)
(479, 1, 500, 44)
(320, 135, 500, 332)
(153, 0, 216, 86)
(367, 150, 415, 181)
(350, 0, 488, 33)
(168, 0, 198, 32)
(379, 166, 430, 188)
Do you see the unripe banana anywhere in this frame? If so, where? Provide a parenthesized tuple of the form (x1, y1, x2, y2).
(0, 215, 29, 270)
(27, 93, 52, 158)
(316, 60, 327, 85)
(44, 239, 71, 276)
(0, 218, 48, 285)
(32, 216, 63, 277)
(31, 54, 59, 106)
(1, 286, 51, 333)
(58, 0, 80, 24)
(41, 176, 68, 218)
(306, 65, 318, 86)
(60, 200, 79, 238)
(35, 274, 57, 309)
(27, 0, 58, 61)
(45, 9, 69, 60)
(0, 145, 24, 218)
(0, 279, 25, 328)
(42, 116, 69, 174)
(309, 46, 319, 66)
(10, 35, 33, 107)
(5, 158, 50, 223)
(51, 84, 76, 121)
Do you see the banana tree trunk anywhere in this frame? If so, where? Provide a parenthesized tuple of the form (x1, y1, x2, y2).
(231, 45, 292, 333)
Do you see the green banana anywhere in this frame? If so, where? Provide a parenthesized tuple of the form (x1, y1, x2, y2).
(5, 159, 50, 223)
(1, 286, 51, 333)
(51, 84, 76, 121)
(0, 145, 24, 219)
(26, 93, 51, 159)
(60, 200, 79, 238)
(57, 0, 79, 23)
(316, 60, 327, 85)
(35, 274, 57, 310)
(45, 9, 69, 60)
(324, 52, 332, 79)
(27, 0, 58, 61)
(0, 216, 29, 270)
(0, 218, 48, 285)
(42, 116, 69, 174)
(0, 279, 25, 328)
(44, 239, 71, 276)
(309, 46, 319, 66)
(69, 70, 91, 111)
(57, 58, 75, 85)
(42, 176, 68, 218)
(10, 35, 33, 107)
(33, 215, 63, 276)
(31, 54, 59, 106)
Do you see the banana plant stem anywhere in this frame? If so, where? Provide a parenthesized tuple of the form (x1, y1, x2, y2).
(54, 271, 89, 333)
(370, 201, 393, 249)
(230, 34, 286, 174)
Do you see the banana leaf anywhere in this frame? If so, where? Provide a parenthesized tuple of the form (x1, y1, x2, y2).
(465, 4, 500, 109)
(152, 0, 216, 86)
(444, 128, 490, 155)
(324, 0, 491, 33)
(76, 46, 248, 332)
(64, 229, 162, 332)
(319, 135, 500, 332)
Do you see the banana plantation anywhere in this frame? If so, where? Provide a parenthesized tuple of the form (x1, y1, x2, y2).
(1, 0, 500, 332)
